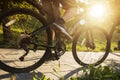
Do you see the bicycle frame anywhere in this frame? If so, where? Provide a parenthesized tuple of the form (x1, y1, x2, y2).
(25, 0, 95, 50)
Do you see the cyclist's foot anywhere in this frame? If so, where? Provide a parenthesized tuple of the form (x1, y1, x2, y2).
(53, 23, 72, 40)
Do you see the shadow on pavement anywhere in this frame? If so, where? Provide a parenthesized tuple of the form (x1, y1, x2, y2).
(111, 52, 120, 57)
(105, 59, 120, 70)
(59, 67, 84, 80)
(0, 73, 10, 79)
(59, 58, 120, 80)
(0, 71, 43, 80)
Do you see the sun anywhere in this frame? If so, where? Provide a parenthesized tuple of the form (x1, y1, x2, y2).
(89, 3, 106, 18)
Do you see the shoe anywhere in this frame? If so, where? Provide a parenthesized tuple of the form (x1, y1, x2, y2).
(53, 22, 72, 40)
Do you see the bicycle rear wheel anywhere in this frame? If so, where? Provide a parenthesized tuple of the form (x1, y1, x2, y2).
(0, 8, 52, 73)
(72, 27, 110, 66)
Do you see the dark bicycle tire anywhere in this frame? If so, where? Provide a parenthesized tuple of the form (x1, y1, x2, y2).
(72, 27, 111, 66)
(0, 8, 52, 73)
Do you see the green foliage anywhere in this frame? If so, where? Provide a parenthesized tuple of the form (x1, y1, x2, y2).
(66, 43, 72, 51)
(80, 65, 120, 80)
(33, 75, 50, 80)
(0, 0, 36, 11)
(32, 65, 120, 80)
(32, 71, 50, 80)
(6, 0, 35, 11)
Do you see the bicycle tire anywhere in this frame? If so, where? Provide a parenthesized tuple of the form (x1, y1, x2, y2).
(0, 8, 52, 73)
(72, 27, 111, 66)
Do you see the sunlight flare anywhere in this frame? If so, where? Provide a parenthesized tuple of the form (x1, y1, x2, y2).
(88, 3, 106, 18)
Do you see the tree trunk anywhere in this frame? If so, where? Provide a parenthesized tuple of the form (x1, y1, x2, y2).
(1, 1, 12, 43)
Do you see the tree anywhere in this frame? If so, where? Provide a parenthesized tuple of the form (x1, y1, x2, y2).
(0, 0, 42, 44)
(0, 0, 29, 43)
(0, 1, 12, 43)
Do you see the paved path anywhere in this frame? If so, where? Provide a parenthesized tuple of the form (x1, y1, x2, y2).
(0, 49, 120, 80)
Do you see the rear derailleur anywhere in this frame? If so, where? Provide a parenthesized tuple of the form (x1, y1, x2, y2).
(17, 33, 38, 61)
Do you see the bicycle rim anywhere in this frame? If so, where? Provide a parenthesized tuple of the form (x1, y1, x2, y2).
(0, 8, 52, 73)
(72, 27, 110, 66)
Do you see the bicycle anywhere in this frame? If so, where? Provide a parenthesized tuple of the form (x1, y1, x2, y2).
(0, 0, 110, 73)
(108, 20, 120, 51)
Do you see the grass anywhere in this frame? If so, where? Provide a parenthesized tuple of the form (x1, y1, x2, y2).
(0, 24, 117, 51)
(0, 34, 119, 52)
(66, 43, 107, 52)
(0, 25, 120, 53)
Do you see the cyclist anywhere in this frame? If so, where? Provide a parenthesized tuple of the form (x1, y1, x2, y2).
(41, 0, 78, 40)
(41, 0, 78, 60)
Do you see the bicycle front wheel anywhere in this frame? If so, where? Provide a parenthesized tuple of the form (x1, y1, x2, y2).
(0, 8, 52, 73)
(72, 27, 110, 66)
